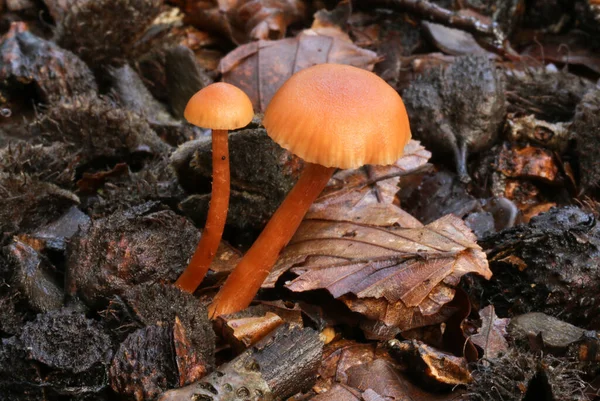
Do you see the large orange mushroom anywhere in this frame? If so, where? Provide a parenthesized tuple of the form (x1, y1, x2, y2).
(208, 63, 411, 317)
(175, 82, 253, 293)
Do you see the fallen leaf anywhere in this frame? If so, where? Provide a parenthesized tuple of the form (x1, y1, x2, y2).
(469, 305, 509, 361)
(316, 340, 392, 392)
(219, 29, 379, 112)
(508, 312, 582, 351)
(308, 140, 430, 228)
(311, 140, 431, 211)
(208, 241, 243, 274)
(346, 359, 464, 400)
(270, 214, 490, 332)
(388, 339, 472, 387)
(177, 0, 306, 45)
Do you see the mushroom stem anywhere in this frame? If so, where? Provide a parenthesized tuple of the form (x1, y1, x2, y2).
(176, 129, 230, 293)
(208, 163, 335, 317)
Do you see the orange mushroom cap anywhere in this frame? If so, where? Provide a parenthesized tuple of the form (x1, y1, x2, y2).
(263, 63, 411, 169)
(184, 82, 253, 130)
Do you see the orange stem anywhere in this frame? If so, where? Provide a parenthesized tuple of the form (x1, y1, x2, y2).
(208, 163, 335, 317)
(175, 129, 230, 293)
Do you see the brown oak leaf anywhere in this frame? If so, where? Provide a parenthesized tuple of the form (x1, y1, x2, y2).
(267, 214, 490, 332)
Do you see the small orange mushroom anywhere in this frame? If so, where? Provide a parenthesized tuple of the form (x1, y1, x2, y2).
(175, 82, 253, 293)
(208, 63, 411, 317)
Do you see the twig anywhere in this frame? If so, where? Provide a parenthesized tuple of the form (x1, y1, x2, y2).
(362, 0, 506, 47)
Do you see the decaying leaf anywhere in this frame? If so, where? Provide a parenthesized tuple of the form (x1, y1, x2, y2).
(346, 359, 464, 401)
(309, 140, 431, 212)
(316, 340, 392, 392)
(219, 28, 379, 111)
(309, 140, 430, 227)
(178, 0, 306, 45)
(469, 305, 509, 361)
(388, 339, 472, 387)
(270, 214, 490, 332)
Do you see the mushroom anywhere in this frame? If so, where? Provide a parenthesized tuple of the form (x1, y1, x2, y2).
(175, 82, 253, 293)
(208, 63, 412, 317)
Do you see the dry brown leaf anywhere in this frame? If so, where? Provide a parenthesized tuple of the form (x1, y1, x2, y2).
(219, 29, 379, 112)
(308, 140, 430, 227)
(316, 339, 393, 392)
(269, 214, 490, 332)
(177, 0, 305, 45)
(389, 339, 472, 387)
(346, 359, 464, 401)
(469, 305, 509, 361)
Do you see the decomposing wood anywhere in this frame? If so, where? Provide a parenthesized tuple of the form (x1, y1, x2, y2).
(158, 324, 323, 401)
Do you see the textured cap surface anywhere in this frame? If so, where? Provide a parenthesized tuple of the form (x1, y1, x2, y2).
(262, 63, 411, 169)
(184, 82, 253, 130)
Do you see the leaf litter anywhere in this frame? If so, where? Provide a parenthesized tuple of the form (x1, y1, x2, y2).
(2, 0, 600, 399)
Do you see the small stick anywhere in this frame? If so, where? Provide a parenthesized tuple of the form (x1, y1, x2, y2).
(364, 0, 506, 46)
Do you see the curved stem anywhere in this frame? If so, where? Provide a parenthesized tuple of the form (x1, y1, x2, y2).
(176, 129, 230, 293)
(208, 163, 335, 317)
